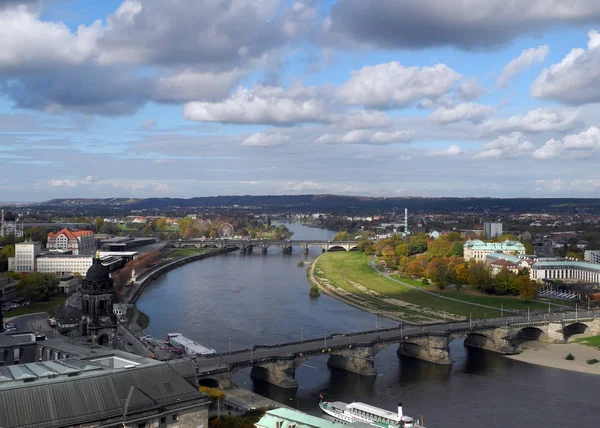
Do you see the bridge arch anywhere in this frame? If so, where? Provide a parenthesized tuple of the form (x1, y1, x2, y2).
(563, 322, 589, 341)
(464, 332, 496, 351)
(327, 245, 348, 252)
(515, 326, 549, 342)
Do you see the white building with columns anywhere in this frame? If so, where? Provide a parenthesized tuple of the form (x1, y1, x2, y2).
(531, 260, 600, 284)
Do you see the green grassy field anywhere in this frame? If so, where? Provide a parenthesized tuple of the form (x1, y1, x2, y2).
(4, 293, 68, 318)
(575, 335, 600, 349)
(315, 252, 550, 320)
(169, 247, 216, 258)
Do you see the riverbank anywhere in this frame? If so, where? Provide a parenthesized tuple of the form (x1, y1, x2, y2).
(507, 342, 600, 375)
(308, 252, 439, 325)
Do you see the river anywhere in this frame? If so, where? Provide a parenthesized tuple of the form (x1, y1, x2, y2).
(138, 222, 600, 427)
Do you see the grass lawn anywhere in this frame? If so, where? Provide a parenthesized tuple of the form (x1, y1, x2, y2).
(169, 247, 216, 258)
(575, 335, 600, 349)
(5, 293, 68, 318)
(316, 252, 550, 319)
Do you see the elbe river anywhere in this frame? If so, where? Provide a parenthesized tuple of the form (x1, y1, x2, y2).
(138, 222, 600, 427)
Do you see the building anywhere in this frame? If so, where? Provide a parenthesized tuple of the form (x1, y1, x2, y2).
(36, 254, 93, 275)
(483, 222, 503, 239)
(584, 250, 600, 264)
(0, 276, 19, 301)
(463, 239, 526, 261)
(488, 259, 520, 276)
(47, 228, 96, 255)
(10, 241, 41, 273)
(531, 260, 600, 284)
(0, 342, 210, 428)
(0, 210, 23, 238)
(57, 275, 80, 293)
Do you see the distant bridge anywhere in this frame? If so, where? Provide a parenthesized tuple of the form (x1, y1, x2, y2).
(194, 311, 600, 388)
(169, 239, 360, 254)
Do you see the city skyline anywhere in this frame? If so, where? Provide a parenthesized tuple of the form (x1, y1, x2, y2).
(2, 0, 600, 201)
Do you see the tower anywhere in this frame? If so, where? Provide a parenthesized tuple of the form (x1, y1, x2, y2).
(79, 254, 118, 347)
(404, 208, 408, 235)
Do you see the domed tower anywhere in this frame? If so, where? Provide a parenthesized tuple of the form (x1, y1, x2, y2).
(79, 252, 118, 347)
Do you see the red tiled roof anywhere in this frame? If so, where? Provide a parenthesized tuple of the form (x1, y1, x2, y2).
(490, 259, 517, 269)
(48, 228, 93, 239)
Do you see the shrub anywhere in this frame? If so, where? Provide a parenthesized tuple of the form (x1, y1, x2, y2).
(421, 278, 429, 285)
(309, 285, 320, 297)
(587, 358, 599, 365)
(565, 353, 575, 360)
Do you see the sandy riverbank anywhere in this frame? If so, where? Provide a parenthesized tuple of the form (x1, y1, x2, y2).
(506, 341, 600, 375)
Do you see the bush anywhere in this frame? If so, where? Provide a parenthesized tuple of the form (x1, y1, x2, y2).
(587, 358, 599, 365)
(309, 285, 320, 297)
(565, 353, 575, 360)
(421, 278, 429, 285)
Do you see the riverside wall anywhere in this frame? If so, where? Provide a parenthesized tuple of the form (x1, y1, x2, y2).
(126, 247, 233, 304)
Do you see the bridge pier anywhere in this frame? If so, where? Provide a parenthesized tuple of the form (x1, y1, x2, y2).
(302, 245, 309, 255)
(250, 360, 300, 389)
(282, 245, 292, 255)
(327, 345, 381, 376)
(262, 247, 268, 254)
(398, 334, 452, 364)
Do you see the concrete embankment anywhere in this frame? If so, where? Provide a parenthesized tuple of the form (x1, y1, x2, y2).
(126, 248, 233, 304)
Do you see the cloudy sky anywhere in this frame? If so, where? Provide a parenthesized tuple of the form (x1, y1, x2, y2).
(2, 0, 600, 201)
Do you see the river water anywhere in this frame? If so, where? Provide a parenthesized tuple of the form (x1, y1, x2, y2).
(138, 222, 600, 427)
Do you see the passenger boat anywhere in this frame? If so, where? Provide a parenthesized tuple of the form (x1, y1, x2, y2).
(319, 400, 424, 428)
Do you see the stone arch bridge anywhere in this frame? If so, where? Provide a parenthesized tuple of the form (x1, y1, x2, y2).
(194, 315, 600, 389)
(170, 239, 360, 254)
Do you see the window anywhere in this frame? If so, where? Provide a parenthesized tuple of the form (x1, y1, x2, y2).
(160, 417, 166, 425)
(172, 414, 179, 422)
(138, 423, 147, 428)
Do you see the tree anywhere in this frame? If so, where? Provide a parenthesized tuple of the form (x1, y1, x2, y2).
(455, 263, 469, 284)
(566, 251, 584, 261)
(518, 276, 537, 300)
(0, 244, 15, 259)
(523, 241, 534, 254)
(357, 239, 374, 254)
(17, 273, 59, 302)
(405, 258, 425, 278)
(426, 258, 451, 290)
(427, 236, 452, 258)
(152, 218, 168, 232)
(450, 242, 463, 257)
(446, 231, 462, 242)
(333, 230, 349, 241)
(95, 217, 104, 232)
(395, 243, 410, 258)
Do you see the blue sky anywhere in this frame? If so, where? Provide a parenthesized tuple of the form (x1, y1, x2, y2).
(2, 0, 600, 201)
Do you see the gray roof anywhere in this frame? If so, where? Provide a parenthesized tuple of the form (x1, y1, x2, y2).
(0, 359, 209, 428)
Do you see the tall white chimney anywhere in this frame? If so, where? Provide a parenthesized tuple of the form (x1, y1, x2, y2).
(404, 208, 408, 235)
(398, 402, 403, 418)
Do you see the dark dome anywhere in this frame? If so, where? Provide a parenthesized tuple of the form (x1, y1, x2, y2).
(85, 258, 110, 282)
(3, 211, 16, 222)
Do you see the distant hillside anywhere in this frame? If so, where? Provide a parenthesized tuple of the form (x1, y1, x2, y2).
(27, 195, 600, 213)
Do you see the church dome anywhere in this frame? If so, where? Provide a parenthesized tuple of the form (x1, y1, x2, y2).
(85, 258, 110, 283)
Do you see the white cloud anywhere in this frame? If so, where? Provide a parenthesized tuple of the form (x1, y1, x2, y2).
(397, 155, 412, 161)
(474, 132, 533, 158)
(426, 144, 463, 157)
(0, 6, 102, 72)
(241, 132, 291, 147)
(480, 107, 580, 134)
(532, 126, 600, 159)
(532, 30, 600, 105)
(316, 129, 412, 145)
(47, 179, 77, 187)
(331, 110, 392, 128)
(184, 84, 331, 125)
(535, 178, 600, 192)
(430, 103, 494, 124)
(337, 61, 460, 109)
(152, 159, 175, 164)
(497, 45, 549, 87)
(457, 78, 485, 101)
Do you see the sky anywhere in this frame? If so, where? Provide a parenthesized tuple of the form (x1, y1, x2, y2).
(2, 0, 600, 201)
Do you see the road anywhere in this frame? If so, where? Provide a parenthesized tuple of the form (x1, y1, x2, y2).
(194, 309, 600, 374)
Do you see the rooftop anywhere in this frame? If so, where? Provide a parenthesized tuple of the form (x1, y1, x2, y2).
(0, 352, 208, 428)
